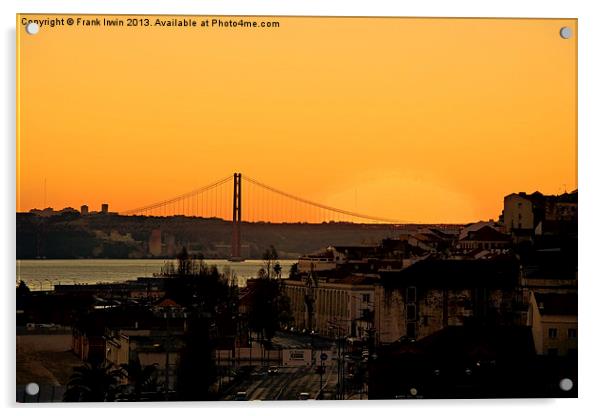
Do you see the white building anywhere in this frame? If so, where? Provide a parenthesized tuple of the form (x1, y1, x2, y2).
(282, 275, 376, 340)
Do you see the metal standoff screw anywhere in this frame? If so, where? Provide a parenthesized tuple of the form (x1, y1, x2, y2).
(26, 22, 40, 35)
(559, 27, 572, 39)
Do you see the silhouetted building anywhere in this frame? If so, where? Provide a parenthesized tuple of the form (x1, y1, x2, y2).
(457, 224, 511, 251)
(298, 248, 337, 273)
(375, 257, 523, 344)
(502, 190, 577, 235)
(368, 325, 559, 399)
(521, 248, 577, 293)
(406, 228, 456, 252)
(105, 328, 185, 392)
(101, 203, 109, 214)
(80, 205, 89, 215)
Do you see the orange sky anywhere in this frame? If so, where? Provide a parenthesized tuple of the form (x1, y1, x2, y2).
(17, 16, 577, 223)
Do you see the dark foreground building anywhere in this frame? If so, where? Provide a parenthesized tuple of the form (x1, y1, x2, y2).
(369, 325, 577, 399)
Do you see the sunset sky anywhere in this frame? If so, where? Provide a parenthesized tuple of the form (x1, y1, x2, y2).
(17, 16, 577, 223)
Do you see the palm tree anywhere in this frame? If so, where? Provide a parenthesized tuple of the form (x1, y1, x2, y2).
(120, 360, 158, 400)
(63, 361, 123, 402)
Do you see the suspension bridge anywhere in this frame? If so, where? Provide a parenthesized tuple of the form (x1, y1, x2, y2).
(120, 173, 405, 260)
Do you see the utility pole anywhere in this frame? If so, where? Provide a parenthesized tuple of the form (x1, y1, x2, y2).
(318, 352, 327, 399)
(164, 310, 171, 401)
(366, 327, 376, 399)
(333, 324, 346, 400)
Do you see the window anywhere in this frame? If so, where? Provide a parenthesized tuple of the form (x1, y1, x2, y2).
(407, 286, 417, 303)
(406, 322, 416, 339)
(548, 328, 558, 339)
(568, 328, 577, 339)
(547, 348, 558, 356)
(407, 304, 417, 321)
(362, 293, 370, 303)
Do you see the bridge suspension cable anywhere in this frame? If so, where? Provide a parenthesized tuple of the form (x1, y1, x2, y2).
(120, 172, 407, 224)
(243, 175, 405, 224)
(120, 175, 232, 216)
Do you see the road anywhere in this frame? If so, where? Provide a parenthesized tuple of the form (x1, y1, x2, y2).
(221, 331, 341, 401)
(222, 360, 338, 401)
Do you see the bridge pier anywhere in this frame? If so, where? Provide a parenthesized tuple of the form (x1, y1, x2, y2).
(231, 173, 242, 261)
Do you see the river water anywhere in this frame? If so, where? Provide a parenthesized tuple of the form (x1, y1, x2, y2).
(16, 259, 297, 291)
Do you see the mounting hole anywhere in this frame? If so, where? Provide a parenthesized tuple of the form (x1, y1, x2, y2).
(559, 27, 572, 39)
(559, 378, 574, 391)
(25, 382, 40, 396)
(25, 22, 40, 35)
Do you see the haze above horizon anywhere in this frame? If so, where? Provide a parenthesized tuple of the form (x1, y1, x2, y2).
(17, 16, 577, 223)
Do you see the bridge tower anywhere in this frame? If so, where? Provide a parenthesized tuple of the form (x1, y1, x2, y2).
(231, 172, 242, 261)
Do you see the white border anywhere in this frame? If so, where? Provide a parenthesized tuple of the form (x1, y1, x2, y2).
(2, 1, 600, 415)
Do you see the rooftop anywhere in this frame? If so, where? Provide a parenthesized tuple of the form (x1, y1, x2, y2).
(534, 292, 577, 316)
(380, 257, 519, 289)
(507, 190, 578, 205)
(460, 225, 510, 242)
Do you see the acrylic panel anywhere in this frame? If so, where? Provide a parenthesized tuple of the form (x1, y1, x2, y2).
(16, 15, 577, 402)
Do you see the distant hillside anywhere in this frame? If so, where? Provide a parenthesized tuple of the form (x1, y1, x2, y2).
(16, 212, 439, 259)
